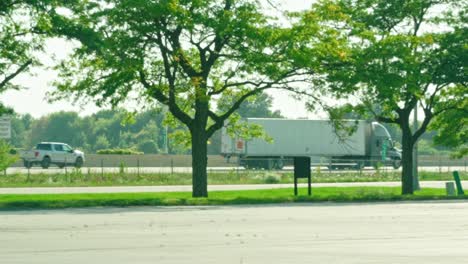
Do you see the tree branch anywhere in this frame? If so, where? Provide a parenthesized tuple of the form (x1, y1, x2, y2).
(412, 109, 432, 142)
(206, 86, 268, 137)
(0, 59, 32, 91)
(376, 115, 400, 124)
(166, 24, 200, 78)
(364, 102, 400, 124)
(203, 0, 232, 76)
(206, 69, 305, 137)
(138, 70, 193, 126)
(209, 68, 307, 96)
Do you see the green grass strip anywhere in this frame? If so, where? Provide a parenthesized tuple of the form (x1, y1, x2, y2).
(1, 171, 466, 188)
(0, 187, 467, 210)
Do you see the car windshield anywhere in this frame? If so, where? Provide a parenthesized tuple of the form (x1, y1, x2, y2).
(63, 145, 73, 152)
(374, 123, 391, 138)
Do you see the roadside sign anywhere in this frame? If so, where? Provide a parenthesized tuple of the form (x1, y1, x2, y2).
(236, 140, 244, 150)
(0, 116, 11, 139)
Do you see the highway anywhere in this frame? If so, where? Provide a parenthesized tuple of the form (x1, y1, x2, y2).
(6, 165, 465, 175)
(1, 201, 468, 264)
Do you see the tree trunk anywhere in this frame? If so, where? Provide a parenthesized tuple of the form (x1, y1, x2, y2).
(190, 120, 209, 198)
(401, 128, 414, 195)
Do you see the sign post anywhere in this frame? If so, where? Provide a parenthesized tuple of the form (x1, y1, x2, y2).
(294, 157, 311, 196)
(0, 116, 11, 139)
(453, 171, 465, 196)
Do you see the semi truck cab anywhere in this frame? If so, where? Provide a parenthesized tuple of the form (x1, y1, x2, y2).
(371, 122, 402, 168)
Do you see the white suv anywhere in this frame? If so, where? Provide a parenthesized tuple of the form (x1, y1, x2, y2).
(21, 142, 85, 169)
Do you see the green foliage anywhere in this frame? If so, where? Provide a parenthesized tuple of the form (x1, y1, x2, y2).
(306, 0, 467, 119)
(168, 129, 191, 154)
(264, 175, 281, 184)
(417, 140, 437, 155)
(8, 148, 18, 155)
(9, 114, 32, 148)
(137, 140, 158, 154)
(9, 109, 170, 153)
(94, 135, 110, 150)
(430, 90, 468, 158)
(0, 0, 57, 114)
(0, 140, 17, 171)
(224, 113, 273, 143)
(29, 111, 81, 147)
(213, 92, 283, 152)
(119, 161, 126, 174)
(0, 170, 464, 188)
(96, 148, 143, 155)
(50, 0, 307, 128)
(0, 187, 465, 210)
(218, 92, 283, 119)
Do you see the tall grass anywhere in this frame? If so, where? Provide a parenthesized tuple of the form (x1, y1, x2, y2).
(0, 170, 465, 188)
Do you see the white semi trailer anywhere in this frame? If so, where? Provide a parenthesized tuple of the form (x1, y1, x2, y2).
(221, 118, 402, 170)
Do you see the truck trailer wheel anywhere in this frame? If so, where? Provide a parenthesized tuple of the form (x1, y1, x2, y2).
(274, 160, 284, 170)
(263, 160, 275, 170)
(41, 157, 51, 169)
(354, 160, 365, 170)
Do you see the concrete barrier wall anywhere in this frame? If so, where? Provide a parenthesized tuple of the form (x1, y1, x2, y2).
(11, 154, 467, 168)
(12, 154, 235, 168)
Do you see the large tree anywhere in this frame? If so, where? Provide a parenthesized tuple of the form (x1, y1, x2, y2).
(305, 0, 467, 194)
(0, 0, 55, 114)
(50, 0, 317, 197)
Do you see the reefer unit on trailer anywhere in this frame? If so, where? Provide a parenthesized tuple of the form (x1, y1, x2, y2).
(221, 118, 401, 169)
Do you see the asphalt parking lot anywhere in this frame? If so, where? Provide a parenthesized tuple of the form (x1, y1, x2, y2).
(1, 201, 468, 264)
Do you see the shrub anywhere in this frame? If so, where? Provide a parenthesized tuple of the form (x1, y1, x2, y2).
(264, 175, 280, 184)
(137, 140, 158, 154)
(0, 140, 18, 170)
(96, 148, 143, 155)
(119, 161, 126, 174)
(9, 148, 22, 155)
(95, 135, 110, 150)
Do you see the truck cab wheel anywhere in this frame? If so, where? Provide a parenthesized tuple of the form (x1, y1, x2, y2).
(41, 157, 51, 169)
(392, 159, 401, 169)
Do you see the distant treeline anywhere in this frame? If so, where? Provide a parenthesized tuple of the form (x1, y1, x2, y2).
(8, 97, 450, 155)
(9, 109, 185, 154)
(9, 93, 286, 154)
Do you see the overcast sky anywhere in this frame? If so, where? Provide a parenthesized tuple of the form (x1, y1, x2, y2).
(1, 0, 319, 118)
